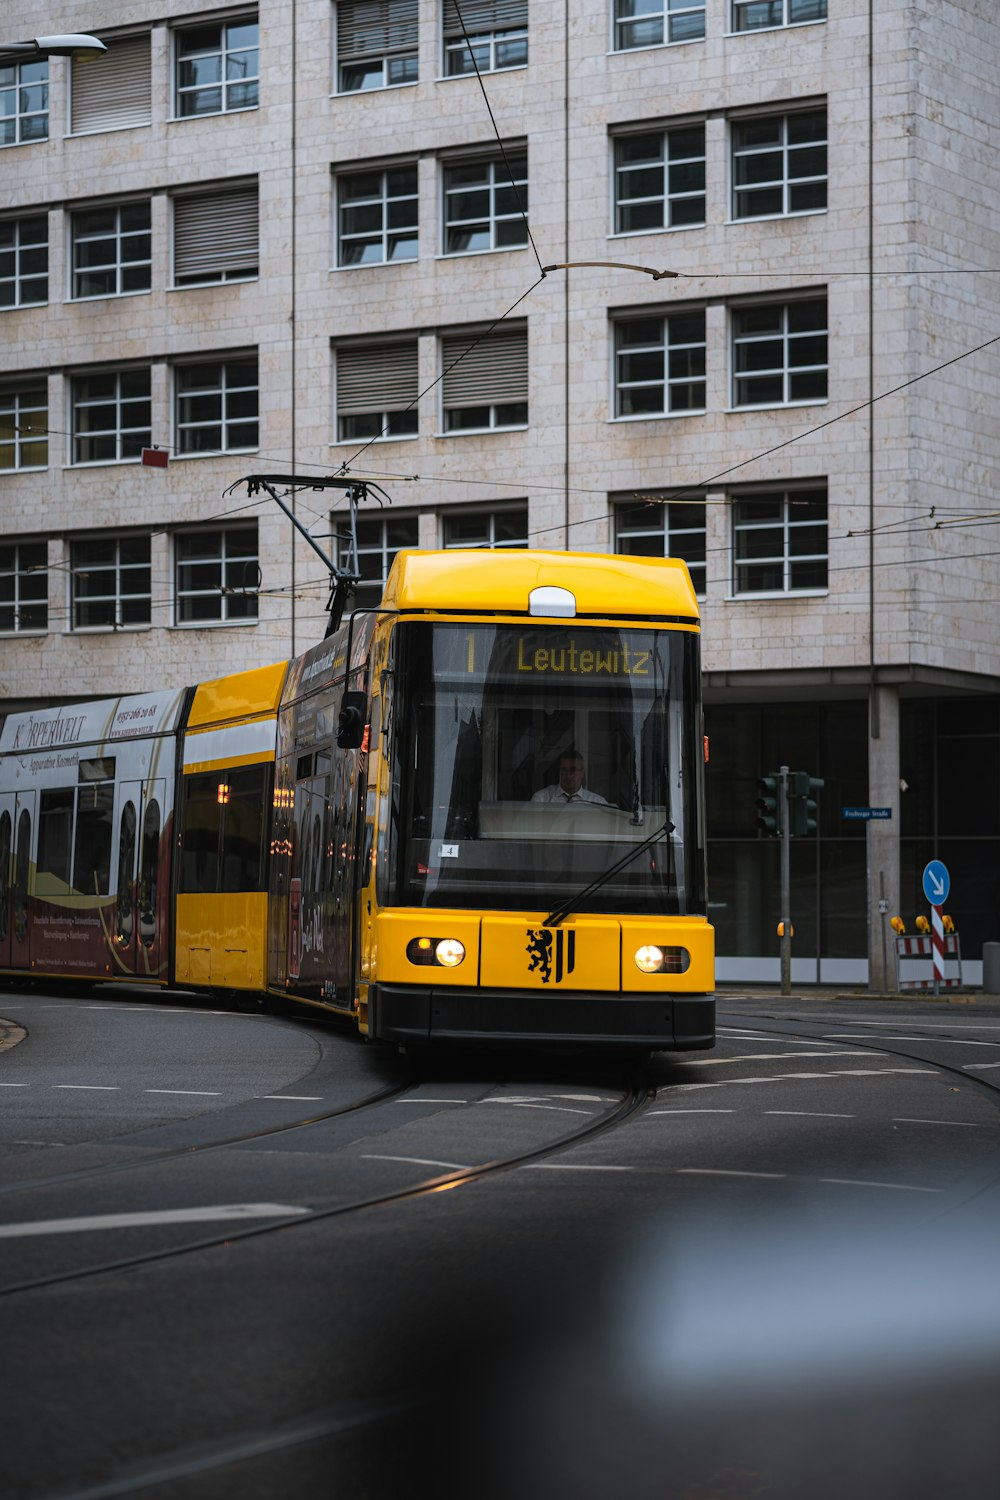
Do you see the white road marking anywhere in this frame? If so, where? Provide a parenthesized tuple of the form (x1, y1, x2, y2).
(766, 1110, 856, 1118)
(817, 1178, 941, 1193)
(963, 1062, 1000, 1071)
(678, 1168, 786, 1180)
(826, 1033, 1000, 1046)
(671, 1067, 938, 1091)
(53, 1085, 120, 1091)
(263, 1095, 323, 1101)
(479, 1101, 593, 1115)
(893, 1118, 985, 1127)
(0, 1083, 28, 1088)
(394, 1098, 468, 1105)
(361, 1154, 468, 1170)
(521, 1163, 634, 1172)
(648, 1109, 735, 1115)
(0, 1203, 309, 1240)
(144, 1089, 222, 1097)
(686, 1050, 878, 1066)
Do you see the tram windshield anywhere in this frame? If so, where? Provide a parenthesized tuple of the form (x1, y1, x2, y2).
(382, 621, 706, 915)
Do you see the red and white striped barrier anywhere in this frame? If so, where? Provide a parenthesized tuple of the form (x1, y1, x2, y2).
(894, 930, 963, 991)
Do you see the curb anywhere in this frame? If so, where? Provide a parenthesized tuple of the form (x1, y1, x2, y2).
(0, 1017, 27, 1053)
(717, 989, 1000, 1007)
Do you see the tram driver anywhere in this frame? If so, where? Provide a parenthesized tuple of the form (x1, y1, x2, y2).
(531, 749, 608, 806)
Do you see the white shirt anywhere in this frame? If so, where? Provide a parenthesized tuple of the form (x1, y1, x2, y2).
(531, 785, 608, 804)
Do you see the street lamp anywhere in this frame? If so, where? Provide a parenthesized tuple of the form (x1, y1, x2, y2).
(0, 35, 107, 63)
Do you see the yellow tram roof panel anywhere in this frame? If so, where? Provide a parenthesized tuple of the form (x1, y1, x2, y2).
(187, 660, 289, 729)
(381, 549, 700, 621)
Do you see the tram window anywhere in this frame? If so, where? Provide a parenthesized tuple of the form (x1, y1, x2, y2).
(79, 757, 116, 783)
(296, 753, 314, 781)
(220, 764, 267, 892)
(179, 773, 222, 893)
(139, 799, 160, 946)
(37, 789, 74, 888)
(116, 802, 136, 942)
(0, 809, 10, 941)
(14, 808, 30, 941)
(74, 781, 115, 896)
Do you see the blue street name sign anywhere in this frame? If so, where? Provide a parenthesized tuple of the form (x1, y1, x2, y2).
(841, 807, 892, 821)
(922, 858, 951, 905)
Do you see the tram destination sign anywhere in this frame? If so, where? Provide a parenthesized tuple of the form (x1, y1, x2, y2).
(841, 806, 892, 821)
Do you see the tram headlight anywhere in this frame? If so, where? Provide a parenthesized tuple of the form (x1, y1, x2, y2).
(634, 945, 691, 974)
(406, 937, 467, 968)
(435, 938, 465, 968)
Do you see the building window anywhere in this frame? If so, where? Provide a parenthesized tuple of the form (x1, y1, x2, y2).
(0, 387, 48, 470)
(71, 203, 152, 299)
(732, 0, 826, 32)
(614, 495, 707, 594)
(441, 324, 528, 431)
(443, 149, 527, 254)
(175, 525, 259, 623)
(337, 165, 418, 265)
(336, 341, 419, 440)
(175, 359, 259, 454)
(0, 540, 48, 632)
(175, 18, 259, 117)
(614, 125, 705, 233)
(70, 34, 151, 134)
(72, 370, 151, 464)
(732, 107, 827, 219)
(732, 296, 827, 407)
(732, 486, 827, 593)
(443, 1, 528, 76)
(174, 182, 259, 285)
(442, 507, 528, 548)
(614, 311, 706, 417)
(0, 61, 48, 146)
(0, 215, 48, 307)
(336, 512, 419, 606)
(337, 0, 418, 91)
(613, 1, 706, 49)
(71, 536, 152, 630)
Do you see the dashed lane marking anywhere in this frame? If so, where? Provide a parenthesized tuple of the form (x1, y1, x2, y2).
(649, 1108, 735, 1115)
(263, 1095, 324, 1101)
(361, 1154, 468, 1170)
(826, 1033, 1000, 1046)
(0, 1203, 309, 1240)
(766, 1110, 856, 1118)
(685, 1050, 880, 1066)
(817, 1178, 942, 1193)
(893, 1118, 986, 1127)
(53, 1085, 120, 1091)
(669, 1067, 938, 1091)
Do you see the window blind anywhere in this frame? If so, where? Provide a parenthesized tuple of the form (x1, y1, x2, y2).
(442, 326, 527, 408)
(338, 0, 419, 58)
(71, 34, 152, 133)
(337, 342, 419, 414)
(443, 0, 528, 36)
(174, 185, 259, 280)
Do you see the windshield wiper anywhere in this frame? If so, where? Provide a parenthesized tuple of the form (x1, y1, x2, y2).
(544, 820, 673, 927)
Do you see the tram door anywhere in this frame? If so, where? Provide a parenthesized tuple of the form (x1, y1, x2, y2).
(10, 791, 35, 971)
(113, 781, 167, 977)
(0, 793, 14, 969)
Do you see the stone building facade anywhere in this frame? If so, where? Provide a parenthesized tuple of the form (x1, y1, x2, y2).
(3, 1, 1000, 982)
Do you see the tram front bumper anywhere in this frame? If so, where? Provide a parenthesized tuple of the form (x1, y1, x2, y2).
(368, 983, 714, 1050)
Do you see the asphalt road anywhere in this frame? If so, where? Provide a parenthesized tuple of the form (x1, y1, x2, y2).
(2, 986, 1000, 1500)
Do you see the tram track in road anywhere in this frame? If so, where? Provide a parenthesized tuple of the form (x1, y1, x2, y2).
(0, 1065, 655, 1300)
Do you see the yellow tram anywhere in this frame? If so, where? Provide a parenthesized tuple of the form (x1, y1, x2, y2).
(271, 547, 714, 1048)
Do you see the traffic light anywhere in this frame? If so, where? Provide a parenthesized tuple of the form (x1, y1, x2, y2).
(787, 771, 824, 836)
(757, 773, 782, 836)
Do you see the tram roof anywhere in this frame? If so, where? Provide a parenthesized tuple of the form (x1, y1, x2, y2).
(381, 549, 700, 621)
(187, 660, 289, 729)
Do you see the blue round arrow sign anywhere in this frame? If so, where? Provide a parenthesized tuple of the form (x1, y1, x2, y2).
(922, 859, 950, 906)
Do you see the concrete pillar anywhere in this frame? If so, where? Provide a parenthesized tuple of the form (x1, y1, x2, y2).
(867, 683, 901, 991)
